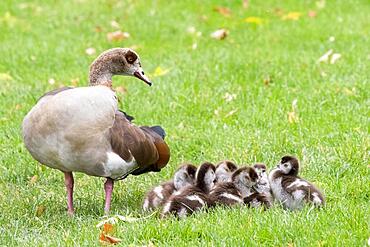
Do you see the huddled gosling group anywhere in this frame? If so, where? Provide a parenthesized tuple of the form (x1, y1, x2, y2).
(143, 156, 325, 218)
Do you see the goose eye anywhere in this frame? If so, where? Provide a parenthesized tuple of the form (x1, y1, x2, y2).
(262, 169, 266, 173)
(284, 164, 288, 167)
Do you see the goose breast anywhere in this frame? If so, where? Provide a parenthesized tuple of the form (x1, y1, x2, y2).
(22, 85, 120, 177)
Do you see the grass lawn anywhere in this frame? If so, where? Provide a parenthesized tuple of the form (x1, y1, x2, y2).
(0, 0, 369, 246)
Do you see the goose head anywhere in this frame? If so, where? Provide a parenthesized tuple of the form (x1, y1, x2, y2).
(89, 48, 151, 87)
(277, 156, 299, 176)
(173, 163, 197, 190)
(195, 162, 216, 193)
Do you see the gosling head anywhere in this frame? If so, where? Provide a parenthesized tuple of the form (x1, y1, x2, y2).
(215, 160, 238, 183)
(232, 166, 259, 188)
(278, 156, 299, 176)
(253, 163, 268, 185)
(195, 162, 216, 193)
(173, 163, 197, 190)
(89, 48, 151, 86)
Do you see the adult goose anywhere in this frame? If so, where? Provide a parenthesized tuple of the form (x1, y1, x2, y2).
(22, 48, 170, 215)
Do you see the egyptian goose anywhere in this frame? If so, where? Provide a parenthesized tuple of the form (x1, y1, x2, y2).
(142, 163, 197, 211)
(210, 166, 258, 207)
(162, 162, 216, 218)
(268, 156, 325, 210)
(215, 160, 238, 183)
(22, 48, 170, 215)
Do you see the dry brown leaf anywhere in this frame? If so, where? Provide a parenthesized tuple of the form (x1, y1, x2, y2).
(308, 10, 317, 18)
(214, 6, 231, 17)
(242, 0, 249, 9)
(210, 29, 228, 40)
(85, 47, 96, 56)
(107, 30, 130, 42)
(35, 205, 45, 217)
(70, 78, 79, 86)
(99, 234, 122, 245)
(115, 86, 127, 94)
(95, 26, 103, 33)
(29, 175, 38, 184)
(263, 75, 273, 86)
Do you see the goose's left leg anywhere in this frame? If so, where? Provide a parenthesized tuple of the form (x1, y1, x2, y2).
(64, 172, 74, 215)
(104, 178, 114, 214)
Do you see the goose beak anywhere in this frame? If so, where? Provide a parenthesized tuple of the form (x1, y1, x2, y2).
(134, 69, 152, 86)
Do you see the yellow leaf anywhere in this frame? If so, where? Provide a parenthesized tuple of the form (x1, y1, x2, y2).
(282, 12, 302, 21)
(0, 73, 13, 81)
(244, 17, 263, 25)
(35, 205, 46, 217)
(152, 66, 170, 77)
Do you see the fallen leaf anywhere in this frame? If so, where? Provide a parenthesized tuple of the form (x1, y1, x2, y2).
(330, 53, 341, 64)
(107, 30, 130, 42)
(114, 86, 127, 94)
(85, 47, 96, 56)
(99, 234, 121, 245)
(242, 0, 249, 9)
(342, 87, 355, 96)
(95, 26, 103, 32)
(29, 175, 38, 184)
(70, 78, 79, 86)
(200, 15, 208, 21)
(316, 0, 326, 9)
(308, 10, 317, 18)
(263, 75, 273, 86)
(103, 223, 114, 234)
(35, 205, 46, 217)
(0, 12, 18, 27)
(288, 99, 299, 123)
(110, 20, 120, 29)
(214, 6, 231, 17)
(0, 73, 13, 81)
(210, 29, 228, 40)
(282, 12, 302, 21)
(48, 78, 55, 85)
(223, 92, 237, 102)
(225, 109, 238, 118)
(152, 66, 170, 77)
(244, 17, 263, 25)
(317, 49, 341, 64)
(15, 104, 22, 110)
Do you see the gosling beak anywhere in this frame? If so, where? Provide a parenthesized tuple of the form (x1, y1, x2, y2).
(134, 69, 152, 86)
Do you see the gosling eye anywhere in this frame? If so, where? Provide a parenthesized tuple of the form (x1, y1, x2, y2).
(262, 169, 266, 173)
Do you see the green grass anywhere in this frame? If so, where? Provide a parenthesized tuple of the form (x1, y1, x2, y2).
(0, 0, 369, 246)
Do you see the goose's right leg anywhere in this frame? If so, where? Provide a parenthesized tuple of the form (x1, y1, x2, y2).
(64, 172, 74, 215)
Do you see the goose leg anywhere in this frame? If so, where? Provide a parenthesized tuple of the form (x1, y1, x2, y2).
(104, 178, 114, 214)
(64, 172, 74, 215)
